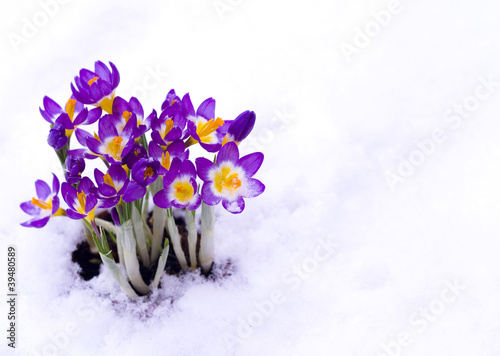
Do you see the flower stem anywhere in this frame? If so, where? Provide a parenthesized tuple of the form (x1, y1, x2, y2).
(200, 202, 215, 275)
(186, 209, 198, 271)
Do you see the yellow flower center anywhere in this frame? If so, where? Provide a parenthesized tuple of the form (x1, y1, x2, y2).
(214, 167, 241, 193)
(197, 117, 224, 143)
(174, 181, 194, 203)
(144, 166, 155, 179)
(106, 136, 124, 161)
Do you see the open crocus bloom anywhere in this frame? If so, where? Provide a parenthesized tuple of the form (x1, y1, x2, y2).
(20, 174, 65, 228)
(61, 177, 99, 222)
(71, 61, 120, 114)
(196, 142, 265, 214)
(153, 158, 201, 210)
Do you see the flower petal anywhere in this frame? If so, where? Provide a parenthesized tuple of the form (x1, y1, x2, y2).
(201, 183, 221, 206)
(238, 152, 264, 177)
(217, 142, 239, 165)
(222, 196, 245, 214)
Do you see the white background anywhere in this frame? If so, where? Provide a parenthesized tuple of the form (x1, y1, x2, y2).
(1, 0, 500, 355)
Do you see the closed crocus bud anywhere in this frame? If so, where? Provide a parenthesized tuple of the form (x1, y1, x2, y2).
(222, 110, 256, 146)
(47, 122, 68, 150)
(65, 155, 86, 184)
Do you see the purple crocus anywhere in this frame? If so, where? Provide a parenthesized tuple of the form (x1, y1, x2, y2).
(71, 61, 120, 114)
(20, 174, 65, 228)
(47, 121, 67, 150)
(55, 107, 102, 133)
(65, 155, 86, 184)
(222, 110, 256, 146)
(94, 164, 129, 207)
(182, 93, 229, 152)
(61, 177, 99, 222)
(40, 96, 84, 125)
(195, 142, 265, 214)
(153, 158, 201, 210)
(85, 113, 136, 164)
(148, 139, 188, 174)
(123, 144, 148, 170)
(161, 89, 181, 111)
(112, 96, 152, 137)
(151, 103, 186, 147)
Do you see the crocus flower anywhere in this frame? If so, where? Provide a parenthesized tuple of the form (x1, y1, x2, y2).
(20, 174, 65, 228)
(148, 139, 188, 174)
(161, 89, 181, 111)
(131, 158, 161, 186)
(61, 177, 99, 222)
(182, 93, 229, 152)
(47, 122, 67, 150)
(153, 158, 201, 210)
(39, 96, 84, 125)
(151, 104, 185, 147)
(112, 96, 152, 137)
(93, 164, 129, 208)
(65, 155, 86, 184)
(71, 61, 120, 114)
(85, 113, 137, 164)
(123, 144, 147, 169)
(222, 110, 256, 146)
(55, 107, 102, 134)
(196, 142, 265, 214)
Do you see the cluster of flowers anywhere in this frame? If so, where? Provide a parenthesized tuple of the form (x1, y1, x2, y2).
(20, 61, 265, 298)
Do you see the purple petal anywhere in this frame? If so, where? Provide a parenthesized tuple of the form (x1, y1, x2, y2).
(84, 107, 102, 125)
(187, 194, 202, 210)
(20, 201, 39, 216)
(109, 61, 120, 88)
(243, 178, 265, 198)
(21, 216, 50, 228)
(180, 160, 196, 178)
(51, 174, 60, 195)
(122, 181, 146, 202)
(98, 196, 120, 209)
(238, 152, 264, 177)
(72, 108, 88, 126)
(75, 128, 93, 147)
(222, 196, 245, 214)
(111, 207, 121, 226)
(182, 93, 195, 118)
(66, 209, 87, 220)
(153, 189, 172, 209)
(43, 96, 62, 115)
(228, 110, 256, 142)
(201, 183, 221, 206)
(94, 60, 112, 83)
(195, 157, 215, 182)
(217, 142, 239, 165)
(196, 98, 215, 120)
(35, 180, 51, 201)
(51, 196, 60, 215)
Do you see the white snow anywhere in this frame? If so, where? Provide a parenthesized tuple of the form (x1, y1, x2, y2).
(1, 0, 500, 355)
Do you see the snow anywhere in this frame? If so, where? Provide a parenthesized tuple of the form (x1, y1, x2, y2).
(1, 0, 500, 355)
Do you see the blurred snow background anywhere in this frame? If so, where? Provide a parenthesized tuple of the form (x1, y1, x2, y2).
(1, 0, 500, 355)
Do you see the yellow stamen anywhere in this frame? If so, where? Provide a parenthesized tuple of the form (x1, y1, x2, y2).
(65, 98, 77, 121)
(87, 76, 99, 86)
(161, 151, 171, 170)
(106, 136, 124, 160)
(161, 119, 174, 139)
(103, 172, 115, 189)
(144, 166, 155, 179)
(197, 117, 224, 142)
(174, 181, 194, 203)
(94, 132, 101, 141)
(31, 197, 52, 210)
(122, 111, 132, 121)
(76, 191, 86, 214)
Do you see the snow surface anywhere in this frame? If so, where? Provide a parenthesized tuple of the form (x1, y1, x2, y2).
(1, 0, 500, 355)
